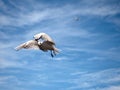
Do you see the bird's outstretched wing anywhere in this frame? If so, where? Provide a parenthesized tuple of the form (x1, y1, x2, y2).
(15, 40, 40, 51)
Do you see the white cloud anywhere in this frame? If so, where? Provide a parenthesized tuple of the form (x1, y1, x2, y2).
(87, 56, 105, 61)
(0, 59, 22, 68)
(53, 57, 69, 61)
(0, 15, 13, 26)
(96, 85, 120, 90)
(0, 0, 119, 27)
(65, 68, 120, 90)
(0, 76, 14, 84)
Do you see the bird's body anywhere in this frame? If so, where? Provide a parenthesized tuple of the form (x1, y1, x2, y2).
(39, 41, 59, 56)
(33, 32, 59, 57)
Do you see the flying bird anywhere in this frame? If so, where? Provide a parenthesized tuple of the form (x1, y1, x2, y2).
(15, 33, 59, 57)
(33, 33, 59, 57)
(74, 17, 79, 21)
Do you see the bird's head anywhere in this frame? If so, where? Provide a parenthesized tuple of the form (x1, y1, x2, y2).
(33, 33, 42, 40)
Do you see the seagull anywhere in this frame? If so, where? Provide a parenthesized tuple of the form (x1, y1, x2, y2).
(33, 33, 59, 57)
(74, 17, 79, 21)
(15, 40, 59, 57)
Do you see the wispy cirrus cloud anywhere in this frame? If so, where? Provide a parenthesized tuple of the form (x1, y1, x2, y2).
(0, 0, 120, 27)
(66, 68, 120, 90)
(97, 86, 120, 90)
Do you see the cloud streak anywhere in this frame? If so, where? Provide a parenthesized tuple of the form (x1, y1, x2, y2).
(67, 68, 120, 90)
(0, 0, 120, 27)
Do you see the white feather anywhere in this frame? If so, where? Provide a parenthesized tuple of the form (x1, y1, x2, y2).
(33, 33, 54, 43)
(15, 40, 40, 51)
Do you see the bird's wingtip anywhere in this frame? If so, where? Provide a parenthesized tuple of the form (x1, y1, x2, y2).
(14, 47, 19, 51)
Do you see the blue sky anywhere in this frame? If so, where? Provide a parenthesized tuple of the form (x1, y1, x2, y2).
(0, 0, 120, 90)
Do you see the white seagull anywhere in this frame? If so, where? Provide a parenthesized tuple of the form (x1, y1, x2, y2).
(33, 33, 59, 57)
(15, 33, 59, 57)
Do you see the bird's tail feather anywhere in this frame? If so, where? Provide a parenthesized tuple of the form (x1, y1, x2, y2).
(53, 47, 59, 55)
